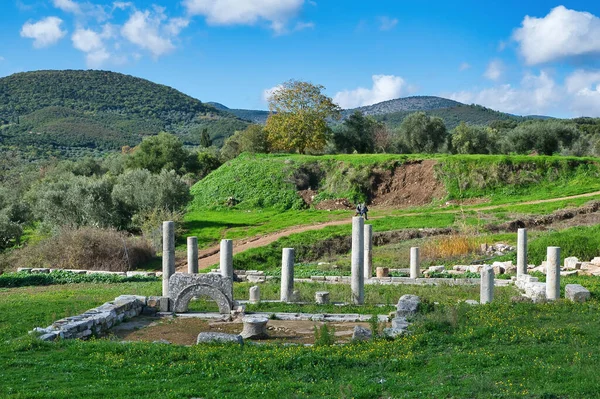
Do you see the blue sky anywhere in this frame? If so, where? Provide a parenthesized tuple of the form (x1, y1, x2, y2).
(2, 1, 600, 117)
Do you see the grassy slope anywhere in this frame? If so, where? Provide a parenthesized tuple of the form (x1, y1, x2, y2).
(184, 154, 600, 253)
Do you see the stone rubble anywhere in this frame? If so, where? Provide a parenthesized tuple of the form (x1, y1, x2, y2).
(352, 326, 372, 341)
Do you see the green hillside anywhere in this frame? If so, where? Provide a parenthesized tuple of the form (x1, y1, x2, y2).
(0, 70, 248, 155)
(190, 153, 600, 210)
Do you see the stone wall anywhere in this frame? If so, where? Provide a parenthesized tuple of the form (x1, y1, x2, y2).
(30, 295, 166, 341)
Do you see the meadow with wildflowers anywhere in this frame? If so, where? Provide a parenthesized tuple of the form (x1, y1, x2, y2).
(2, 276, 600, 397)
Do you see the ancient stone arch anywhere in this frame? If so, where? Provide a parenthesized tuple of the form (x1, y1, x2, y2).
(169, 273, 233, 314)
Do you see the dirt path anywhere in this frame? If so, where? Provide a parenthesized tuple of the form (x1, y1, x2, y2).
(176, 190, 600, 271)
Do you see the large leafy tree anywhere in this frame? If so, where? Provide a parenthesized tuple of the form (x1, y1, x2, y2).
(332, 111, 377, 154)
(264, 80, 341, 154)
(397, 112, 448, 153)
(126, 132, 194, 174)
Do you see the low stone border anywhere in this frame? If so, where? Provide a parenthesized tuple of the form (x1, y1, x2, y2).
(30, 295, 168, 341)
(16, 267, 161, 277)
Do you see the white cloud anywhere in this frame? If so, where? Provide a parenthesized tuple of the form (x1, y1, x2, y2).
(484, 59, 504, 81)
(379, 16, 398, 31)
(113, 1, 133, 10)
(183, 0, 305, 33)
(121, 10, 176, 57)
(262, 84, 283, 102)
(447, 71, 562, 116)
(71, 27, 112, 67)
(165, 17, 190, 36)
(294, 21, 314, 31)
(53, 0, 81, 13)
(72, 28, 103, 52)
(0, 56, 4, 62)
(564, 69, 600, 116)
(21, 17, 67, 48)
(334, 75, 407, 109)
(513, 6, 600, 65)
(459, 62, 471, 71)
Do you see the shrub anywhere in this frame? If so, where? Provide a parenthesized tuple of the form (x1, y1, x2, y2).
(422, 234, 480, 260)
(3, 227, 155, 272)
(313, 324, 336, 346)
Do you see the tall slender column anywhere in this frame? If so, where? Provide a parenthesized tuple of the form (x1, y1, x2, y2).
(219, 239, 233, 279)
(410, 247, 420, 279)
(517, 228, 528, 279)
(351, 217, 365, 305)
(546, 246, 561, 300)
(187, 236, 198, 274)
(480, 265, 495, 304)
(363, 224, 373, 279)
(280, 248, 295, 302)
(162, 221, 175, 297)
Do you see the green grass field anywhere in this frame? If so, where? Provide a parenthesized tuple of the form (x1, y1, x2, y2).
(5, 153, 600, 398)
(1, 276, 600, 398)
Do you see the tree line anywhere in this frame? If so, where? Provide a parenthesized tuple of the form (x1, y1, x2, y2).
(219, 80, 600, 158)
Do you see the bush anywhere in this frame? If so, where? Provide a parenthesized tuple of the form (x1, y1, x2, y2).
(0, 270, 157, 288)
(3, 227, 155, 272)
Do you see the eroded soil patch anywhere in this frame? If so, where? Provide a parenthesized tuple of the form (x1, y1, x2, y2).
(370, 160, 446, 207)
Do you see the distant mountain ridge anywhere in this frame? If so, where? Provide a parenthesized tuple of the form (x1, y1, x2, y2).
(207, 102, 270, 124)
(212, 95, 533, 129)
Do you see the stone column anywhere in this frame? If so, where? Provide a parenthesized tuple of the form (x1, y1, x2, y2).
(517, 228, 528, 279)
(187, 236, 198, 274)
(410, 247, 420, 279)
(280, 248, 295, 302)
(363, 224, 373, 279)
(351, 217, 365, 305)
(480, 265, 495, 304)
(162, 221, 175, 297)
(249, 285, 260, 304)
(219, 239, 233, 279)
(546, 246, 561, 300)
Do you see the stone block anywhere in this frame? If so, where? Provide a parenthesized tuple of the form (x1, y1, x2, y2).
(196, 332, 243, 345)
(352, 326, 372, 341)
(391, 317, 409, 329)
(564, 257, 581, 269)
(383, 327, 405, 338)
(240, 316, 269, 339)
(468, 265, 483, 274)
(525, 282, 547, 302)
(38, 332, 58, 341)
(590, 257, 600, 265)
(31, 268, 50, 273)
(396, 295, 421, 317)
(464, 300, 479, 306)
(315, 291, 330, 305)
(565, 284, 590, 303)
(428, 266, 446, 273)
(376, 267, 389, 278)
(310, 276, 326, 281)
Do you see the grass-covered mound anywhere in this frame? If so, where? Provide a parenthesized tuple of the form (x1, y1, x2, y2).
(190, 153, 600, 211)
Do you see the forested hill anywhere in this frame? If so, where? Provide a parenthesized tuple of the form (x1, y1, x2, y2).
(212, 95, 532, 129)
(342, 96, 530, 129)
(0, 70, 248, 157)
(343, 96, 462, 116)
